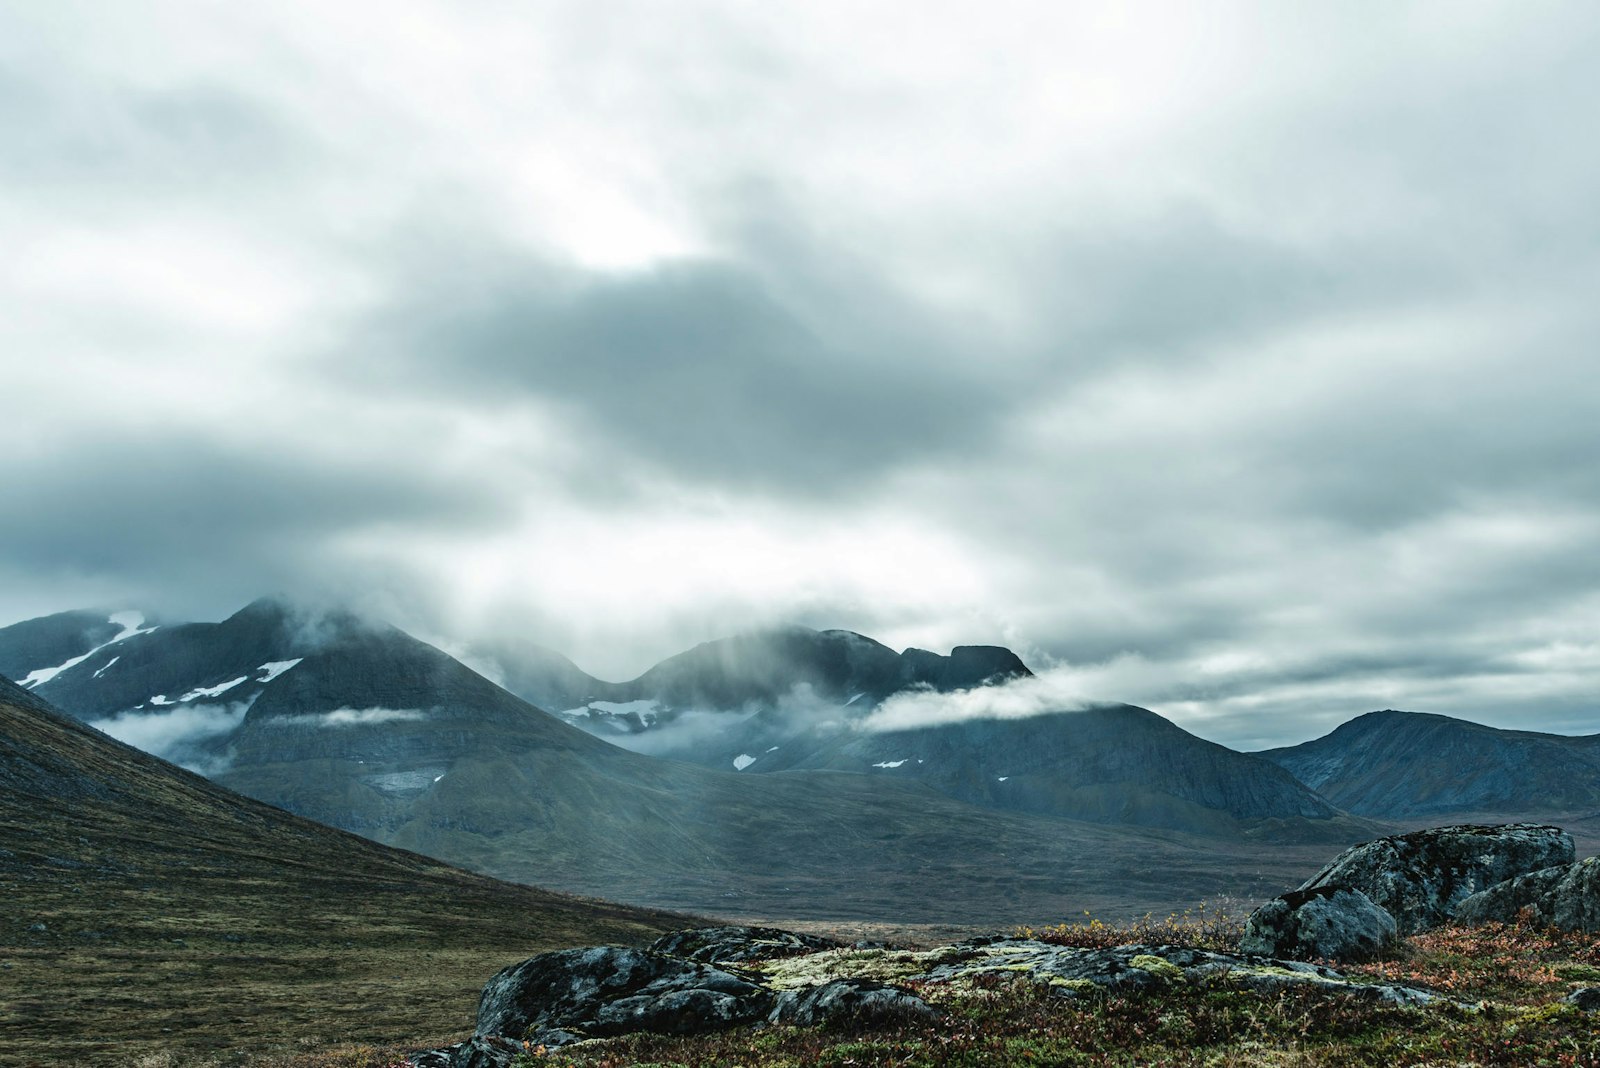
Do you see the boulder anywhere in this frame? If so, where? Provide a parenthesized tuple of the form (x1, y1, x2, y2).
(474, 945, 772, 1047)
(1238, 887, 1398, 962)
(769, 978, 939, 1026)
(649, 925, 842, 965)
(1454, 856, 1600, 931)
(1298, 824, 1573, 934)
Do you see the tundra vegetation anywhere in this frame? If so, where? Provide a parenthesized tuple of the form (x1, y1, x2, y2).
(225, 910, 1600, 1068)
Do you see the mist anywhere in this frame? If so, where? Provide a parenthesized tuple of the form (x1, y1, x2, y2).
(90, 701, 249, 775)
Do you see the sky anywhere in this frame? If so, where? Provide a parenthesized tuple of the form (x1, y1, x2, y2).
(3, 1, 1598, 749)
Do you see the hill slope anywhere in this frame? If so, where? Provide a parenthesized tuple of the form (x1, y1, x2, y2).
(0, 675, 684, 1067)
(1258, 709, 1600, 818)
(756, 704, 1350, 837)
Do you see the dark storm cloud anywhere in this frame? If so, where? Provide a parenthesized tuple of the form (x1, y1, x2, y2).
(355, 237, 1020, 494)
(0, 434, 512, 619)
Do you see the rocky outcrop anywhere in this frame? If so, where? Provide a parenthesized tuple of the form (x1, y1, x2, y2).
(648, 925, 841, 964)
(1298, 824, 1574, 934)
(1454, 856, 1600, 932)
(474, 945, 772, 1049)
(1239, 887, 1398, 962)
(429, 924, 1447, 1064)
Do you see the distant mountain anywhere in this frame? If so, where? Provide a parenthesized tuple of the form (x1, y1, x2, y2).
(3, 598, 1354, 922)
(495, 624, 1032, 767)
(0, 608, 157, 690)
(756, 704, 1348, 837)
(0, 673, 682, 1063)
(1258, 710, 1600, 818)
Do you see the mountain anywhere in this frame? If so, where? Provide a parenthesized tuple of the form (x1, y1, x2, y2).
(0, 673, 682, 1066)
(493, 624, 1033, 767)
(1258, 709, 1600, 818)
(2, 598, 1358, 923)
(0, 608, 157, 690)
(754, 704, 1347, 837)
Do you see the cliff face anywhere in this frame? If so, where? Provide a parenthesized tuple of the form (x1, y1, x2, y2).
(1258, 710, 1600, 818)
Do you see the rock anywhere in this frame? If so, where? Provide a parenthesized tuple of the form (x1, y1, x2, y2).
(770, 978, 939, 1026)
(447, 1035, 522, 1068)
(648, 925, 842, 965)
(1565, 986, 1600, 1012)
(1455, 856, 1600, 931)
(475, 945, 772, 1047)
(1238, 886, 1398, 962)
(910, 940, 1438, 1007)
(1298, 824, 1574, 934)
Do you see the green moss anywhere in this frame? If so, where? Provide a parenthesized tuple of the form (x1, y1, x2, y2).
(1130, 953, 1183, 978)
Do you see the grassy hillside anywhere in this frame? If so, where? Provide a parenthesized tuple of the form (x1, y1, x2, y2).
(0, 678, 689, 1067)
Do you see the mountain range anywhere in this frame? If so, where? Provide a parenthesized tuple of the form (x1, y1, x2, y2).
(7, 597, 1595, 921)
(0, 598, 1379, 922)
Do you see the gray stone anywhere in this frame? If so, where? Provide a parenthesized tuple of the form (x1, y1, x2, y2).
(1565, 986, 1600, 1012)
(1455, 856, 1600, 932)
(447, 1035, 522, 1068)
(1298, 824, 1574, 934)
(474, 945, 771, 1047)
(1239, 886, 1398, 962)
(911, 939, 1439, 1007)
(769, 978, 938, 1027)
(648, 925, 842, 965)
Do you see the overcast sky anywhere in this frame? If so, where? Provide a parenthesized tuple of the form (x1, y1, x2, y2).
(3, 1, 1598, 748)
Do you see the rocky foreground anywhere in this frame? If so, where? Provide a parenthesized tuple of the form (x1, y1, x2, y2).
(417, 825, 1600, 1067)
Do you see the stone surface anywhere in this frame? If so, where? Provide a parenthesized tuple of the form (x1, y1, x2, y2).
(447, 1035, 522, 1068)
(1239, 886, 1398, 962)
(1298, 824, 1574, 934)
(907, 939, 1438, 1007)
(1565, 986, 1600, 1012)
(649, 925, 841, 965)
(1454, 856, 1600, 932)
(475, 945, 771, 1047)
(769, 978, 939, 1026)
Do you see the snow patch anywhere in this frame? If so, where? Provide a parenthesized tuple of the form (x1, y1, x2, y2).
(766, 746, 780, 752)
(18, 610, 157, 689)
(844, 693, 866, 706)
(433, 774, 445, 783)
(256, 659, 303, 683)
(180, 677, 247, 702)
(150, 695, 173, 706)
(872, 759, 909, 769)
(732, 753, 757, 771)
(997, 776, 1009, 782)
(93, 656, 119, 679)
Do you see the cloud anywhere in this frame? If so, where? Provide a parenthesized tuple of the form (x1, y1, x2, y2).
(90, 702, 249, 775)
(860, 673, 1093, 734)
(2, 2, 1599, 745)
(267, 707, 428, 728)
